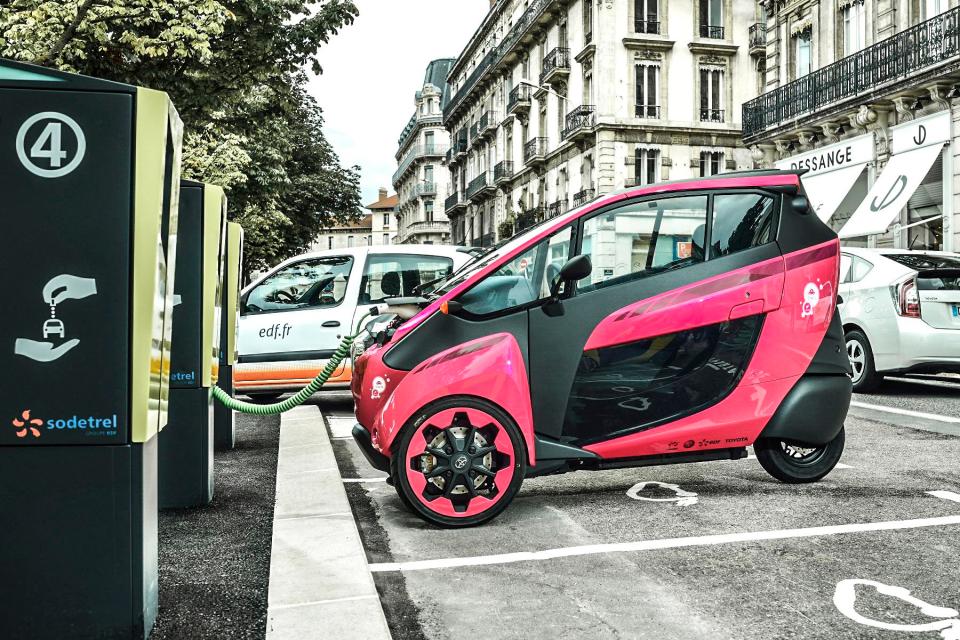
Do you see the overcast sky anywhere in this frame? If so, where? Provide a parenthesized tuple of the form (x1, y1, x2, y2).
(308, 0, 490, 207)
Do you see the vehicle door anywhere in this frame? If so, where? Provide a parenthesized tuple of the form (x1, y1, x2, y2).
(238, 254, 358, 360)
(526, 191, 784, 447)
(352, 252, 457, 332)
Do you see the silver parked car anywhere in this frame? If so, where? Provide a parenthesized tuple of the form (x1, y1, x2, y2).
(838, 248, 960, 392)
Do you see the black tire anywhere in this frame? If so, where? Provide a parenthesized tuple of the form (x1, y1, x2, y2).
(391, 396, 526, 528)
(845, 329, 882, 393)
(754, 427, 845, 483)
(245, 392, 282, 405)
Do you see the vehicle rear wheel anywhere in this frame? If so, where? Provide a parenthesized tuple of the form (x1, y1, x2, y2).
(391, 397, 526, 528)
(845, 329, 882, 393)
(754, 427, 845, 483)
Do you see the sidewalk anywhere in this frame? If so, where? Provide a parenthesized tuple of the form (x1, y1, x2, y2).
(265, 405, 392, 639)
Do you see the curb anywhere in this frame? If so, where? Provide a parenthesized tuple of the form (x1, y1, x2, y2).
(265, 405, 392, 640)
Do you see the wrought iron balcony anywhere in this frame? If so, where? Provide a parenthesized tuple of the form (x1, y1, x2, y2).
(547, 199, 566, 219)
(743, 5, 960, 142)
(508, 84, 532, 116)
(700, 108, 725, 123)
(469, 121, 479, 143)
(494, 160, 514, 184)
(406, 220, 450, 235)
(454, 129, 468, 158)
(392, 144, 450, 184)
(562, 105, 597, 141)
(573, 188, 596, 208)
(541, 47, 571, 86)
(524, 137, 548, 164)
(478, 110, 499, 139)
(445, 192, 464, 214)
(516, 205, 545, 232)
(635, 104, 661, 119)
(635, 19, 660, 35)
(466, 172, 493, 200)
(699, 24, 724, 39)
(412, 181, 436, 198)
(749, 23, 765, 55)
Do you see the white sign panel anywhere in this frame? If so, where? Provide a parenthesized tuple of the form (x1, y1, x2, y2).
(775, 134, 873, 177)
(890, 110, 951, 155)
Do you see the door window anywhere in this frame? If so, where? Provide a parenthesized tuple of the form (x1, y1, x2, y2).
(710, 193, 775, 258)
(578, 195, 709, 292)
(458, 227, 573, 316)
(359, 254, 454, 304)
(244, 256, 353, 314)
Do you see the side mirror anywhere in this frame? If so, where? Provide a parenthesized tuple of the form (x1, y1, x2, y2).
(550, 254, 593, 299)
(791, 195, 811, 216)
(836, 295, 844, 305)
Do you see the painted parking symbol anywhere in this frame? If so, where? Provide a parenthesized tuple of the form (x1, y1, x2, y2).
(16, 112, 86, 178)
(834, 579, 960, 638)
(626, 481, 698, 507)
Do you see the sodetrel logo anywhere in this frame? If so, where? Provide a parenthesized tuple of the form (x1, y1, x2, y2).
(45, 414, 119, 433)
(11, 410, 43, 439)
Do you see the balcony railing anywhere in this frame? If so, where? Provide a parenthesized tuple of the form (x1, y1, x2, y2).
(406, 220, 450, 235)
(524, 137, 548, 163)
(700, 24, 724, 39)
(749, 22, 765, 51)
(466, 172, 491, 199)
(508, 84, 532, 114)
(478, 110, 499, 138)
(516, 205, 545, 232)
(444, 192, 462, 213)
(562, 105, 597, 140)
(700, 108, 725, 123)
(392, 144, 450, 184)
(635, 19, 660, 34)
(494, 160, 514, 183)
(540, 47, 571, 84)
(412, 181, 436, 198)
(573, 188, 596, 208)
(547, 200, 566, 218)
(469, 122, 479, 142)
(743, 5, 960, 140)
(636, 104, 661, 119)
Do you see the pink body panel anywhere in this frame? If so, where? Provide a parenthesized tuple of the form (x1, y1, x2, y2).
(373, 333, 536, 465)
(584, 255, 786, 351)
(585, 239, 840, 459)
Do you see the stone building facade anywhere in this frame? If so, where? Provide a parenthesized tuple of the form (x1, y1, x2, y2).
(744, 0, 958, 251)
(442, 0, 759, 246)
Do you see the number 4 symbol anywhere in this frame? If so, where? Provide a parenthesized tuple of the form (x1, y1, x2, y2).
(16, 112, 86, 178)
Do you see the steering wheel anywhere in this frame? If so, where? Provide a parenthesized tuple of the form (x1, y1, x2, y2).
(275, 290, 296, 303)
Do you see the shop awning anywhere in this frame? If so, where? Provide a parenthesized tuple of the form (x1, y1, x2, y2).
(800, 163, 866, 223)
(839, 143, 945, 239)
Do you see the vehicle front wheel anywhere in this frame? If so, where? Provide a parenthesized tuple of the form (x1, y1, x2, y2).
(391, 397, 526, 528)
(754, 427, 845, 484)
(845, 329, 882, 393)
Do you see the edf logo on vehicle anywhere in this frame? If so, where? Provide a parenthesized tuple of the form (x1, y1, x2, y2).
(259, 323, 292, 340)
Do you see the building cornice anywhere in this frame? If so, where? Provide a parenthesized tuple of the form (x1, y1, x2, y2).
(687, 40, 740, 56)
(622, 36, 675, 53)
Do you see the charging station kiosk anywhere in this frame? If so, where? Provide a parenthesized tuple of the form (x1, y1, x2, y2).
(0, 60, 182, 639)
(159, 181, 226, 508)
(214, 222, 244, 450)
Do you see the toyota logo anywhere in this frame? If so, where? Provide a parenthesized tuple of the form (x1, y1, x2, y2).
(454, 455, 469, 470)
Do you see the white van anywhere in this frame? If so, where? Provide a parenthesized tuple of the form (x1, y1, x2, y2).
(236, 244, 473, 400)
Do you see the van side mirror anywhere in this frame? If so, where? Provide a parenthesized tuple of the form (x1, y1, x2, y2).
(549, 254, 593, 300)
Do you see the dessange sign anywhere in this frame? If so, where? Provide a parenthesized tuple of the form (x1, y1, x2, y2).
(776, 133, 874, 176)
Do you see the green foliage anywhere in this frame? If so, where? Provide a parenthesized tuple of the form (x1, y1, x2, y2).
(0, 0, 362, 274)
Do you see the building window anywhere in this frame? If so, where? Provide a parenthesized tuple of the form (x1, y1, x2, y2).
(424, 164, 434, 183)
(842, 2, 866, 55)
(347, 235, 354, 248)
(327, 236, 333, 250)
(635, 148, 660, 186)
(796, 29, 812, 76)
(583, 0, 593, 44)
(367, 235, 372, 246)
(699, 0, 723, 38)
(700, 151, 724, 177)
(925, 0, 946, 19)
(425, 130, 435, 151)
(383, 233, 390, 245)
(635, 64, 660, 118)
(635, 0, 659, 34)
(699, 68, 724, 122)
(583, 64, 593, 105)
(383, 213, 390, 227)
(425, 199, 435, 222)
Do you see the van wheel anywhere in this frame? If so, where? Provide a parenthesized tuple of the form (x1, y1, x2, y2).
(845, 330, 882, 393)
(391, 397, 525, 528)
(754, 427, 845, 484)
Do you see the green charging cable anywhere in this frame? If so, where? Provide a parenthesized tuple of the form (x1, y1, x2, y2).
(211, 310, 376, 415)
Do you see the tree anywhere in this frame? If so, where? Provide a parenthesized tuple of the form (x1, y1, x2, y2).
(0, 0, 362, 273)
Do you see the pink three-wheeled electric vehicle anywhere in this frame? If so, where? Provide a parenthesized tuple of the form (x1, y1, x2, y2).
(351, 170, 852, 527)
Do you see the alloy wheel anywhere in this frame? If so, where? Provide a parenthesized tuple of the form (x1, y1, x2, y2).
(846, 339, 865, 384)
(779, 441, 828, 466)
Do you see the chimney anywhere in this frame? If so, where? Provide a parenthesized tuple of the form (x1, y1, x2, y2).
(378, 187, 388, 201)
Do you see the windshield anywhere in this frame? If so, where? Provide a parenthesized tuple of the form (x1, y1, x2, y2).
(886, 253, 960, 271)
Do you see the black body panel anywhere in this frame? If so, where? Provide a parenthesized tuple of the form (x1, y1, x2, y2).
(383, 308, 529, 373)
(774, 185, 837, 254)
(527, 243, 780, 441)
(808, 309, 851, 375)
(353, 423, 391, 472)
(759, 374, 851, 445)
(562, 316, 763, 446)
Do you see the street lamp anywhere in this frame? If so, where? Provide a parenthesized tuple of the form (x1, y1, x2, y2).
(517, 79, 567, 101)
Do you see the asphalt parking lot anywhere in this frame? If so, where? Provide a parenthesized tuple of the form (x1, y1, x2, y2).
(317, 375, 960, 640)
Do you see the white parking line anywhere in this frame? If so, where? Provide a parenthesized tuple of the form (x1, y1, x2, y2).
(886, 376, 960, 391)
(368, 514, 960, 573)
(342, 477, 388, 483)
(327, 416, 357, 439)
(850, 401, 960, 424)
(928, 490, 960, 503)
